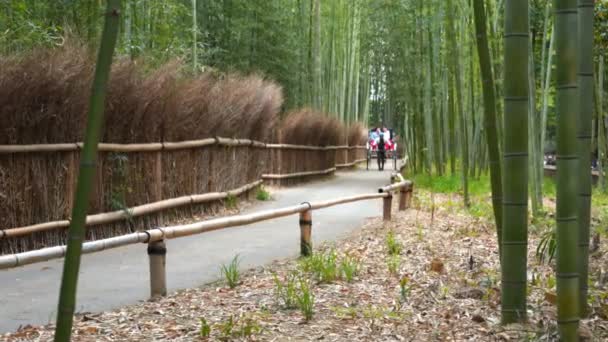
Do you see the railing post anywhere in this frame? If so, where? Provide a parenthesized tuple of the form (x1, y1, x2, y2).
(383, 194, 392, 221)
(406, 186, 414, 209)
(398, 187, 407, 211)
(300, 209, 312, 257)
(148, 240, 167, 298)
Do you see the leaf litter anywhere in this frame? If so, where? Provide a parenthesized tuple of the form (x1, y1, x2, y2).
(2, 190, 607, 341)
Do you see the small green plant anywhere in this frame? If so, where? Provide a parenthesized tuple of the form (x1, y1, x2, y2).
(399, 276, 411, 302)
(296, 278, 315, 321)
(220, 255, 240, 288)
(440, 285, 449, 299)
(386, 230, 402, 255)
(416, 224, 424, 242)
(340, 255, 360, 282)
(234, 317, 262, 338)
(225, 194, 238, 209)
(387, 255, 400, 275)
(200, 317, 211, 338)
(217, 315, 235, 341)
(273, 271, 299, 309)
(300, 249, 339, 283)
(331, 306, 358, 319)
(535, 229, 556, 264)
(256, 186, 271, 201)
(546, 274, 556, 289)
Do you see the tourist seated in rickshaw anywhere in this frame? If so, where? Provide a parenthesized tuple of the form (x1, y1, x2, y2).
(368, 126, 396, 151)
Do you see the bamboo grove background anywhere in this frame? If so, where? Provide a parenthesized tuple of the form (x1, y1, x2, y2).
(2, 1, 608, 195)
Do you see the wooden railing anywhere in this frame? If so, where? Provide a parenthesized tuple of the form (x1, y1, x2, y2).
(0, 137, 367, 253)
(0, 179, 414, 298)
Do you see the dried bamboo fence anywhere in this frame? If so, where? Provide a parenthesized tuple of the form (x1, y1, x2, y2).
(0, 178, 414, 300)
(0, 138, 367, 254)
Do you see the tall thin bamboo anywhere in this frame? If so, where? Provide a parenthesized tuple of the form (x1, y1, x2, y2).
(501, 0, 529, 324)
(577, 0, 594, 319)
(598, 56, 606, 189)
(312, 0, 322, 110)
(447, 0, 470, 206)
(192, 0, 198, 71)
(541, 29, 555, 157)
(473, 0, 503, 256)
(53, 1, 121, 341)
(554, 0, 580, 339)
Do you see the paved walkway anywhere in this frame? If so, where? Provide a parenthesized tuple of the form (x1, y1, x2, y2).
(0, 165, 393, 332)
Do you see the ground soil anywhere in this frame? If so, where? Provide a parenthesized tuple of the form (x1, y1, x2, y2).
(3, 189, 607, 341)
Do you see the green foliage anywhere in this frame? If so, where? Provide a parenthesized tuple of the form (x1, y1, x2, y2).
(340, 255, 360, 282)
(272, 272, 299, 309)
(399, 276, 411, 302)
(220, 255, 240, 289)
(255, 186, 271, 201)
(410, 172, 491, 196)
(296, 278, 315, 321)
(299, 249, 339, 283)
(224, 194, 238, 209)
(216, 315, 263, 340)
(535, 229, 556, 265)
(385, 230, 402, 256)
(199, 317, 211, 338)
(386, 255, 400, 275)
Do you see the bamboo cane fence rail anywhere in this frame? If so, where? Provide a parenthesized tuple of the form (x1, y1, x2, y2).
(0, 179, 415, 301)
(0, 137, 367, 254)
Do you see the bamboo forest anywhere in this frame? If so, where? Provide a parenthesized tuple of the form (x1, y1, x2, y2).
(2, 0, 608, 341)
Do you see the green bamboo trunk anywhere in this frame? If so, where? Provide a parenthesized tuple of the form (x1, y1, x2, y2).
(312, 0, 322, 110)
(577, 0, 594, 319)
(447, 0, 469, 207)
(53, 1, 121, 341)
(501, 0, 529, 324)
(554, 0, 580, 339)
(192, 0, 198, 71)
(598, 57, 606, 190)
(473, 0, 503, 256)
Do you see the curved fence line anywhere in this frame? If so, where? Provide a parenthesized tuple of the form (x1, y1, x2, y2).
(0, 138, 365, 154)
(0, 180, 263, 239)
(0, 180, 413, 271)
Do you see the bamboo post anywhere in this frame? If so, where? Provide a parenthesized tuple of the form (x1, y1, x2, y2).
(148, 240, 167, 298)
(383, 195, 392, 221)
(398, 188, 407, 211)
(154, 151, 163, 225)
(299, 209, 312, 257)
(406, 187, 414, 209)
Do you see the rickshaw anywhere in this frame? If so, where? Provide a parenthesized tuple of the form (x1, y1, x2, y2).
(366, 128, 398, 171)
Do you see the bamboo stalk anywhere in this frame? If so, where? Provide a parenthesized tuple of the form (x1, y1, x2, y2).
(577, 0, 594, 318)
(501, 0, 530, 324)
(554, 0, 581, 338)
(473, 0, 503, 256)
(1, 180, 263, 238)
(54, 2, 121, 339)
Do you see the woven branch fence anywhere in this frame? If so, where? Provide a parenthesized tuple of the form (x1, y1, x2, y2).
(0, 138, 366, 254)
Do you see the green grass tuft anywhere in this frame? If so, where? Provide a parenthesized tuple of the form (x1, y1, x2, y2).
(256, 186, 271, 201)
(220, 255, 241, 289)
(386, 230, 402, 255)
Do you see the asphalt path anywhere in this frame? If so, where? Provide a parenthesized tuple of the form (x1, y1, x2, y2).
(0, 164, 393, 332)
